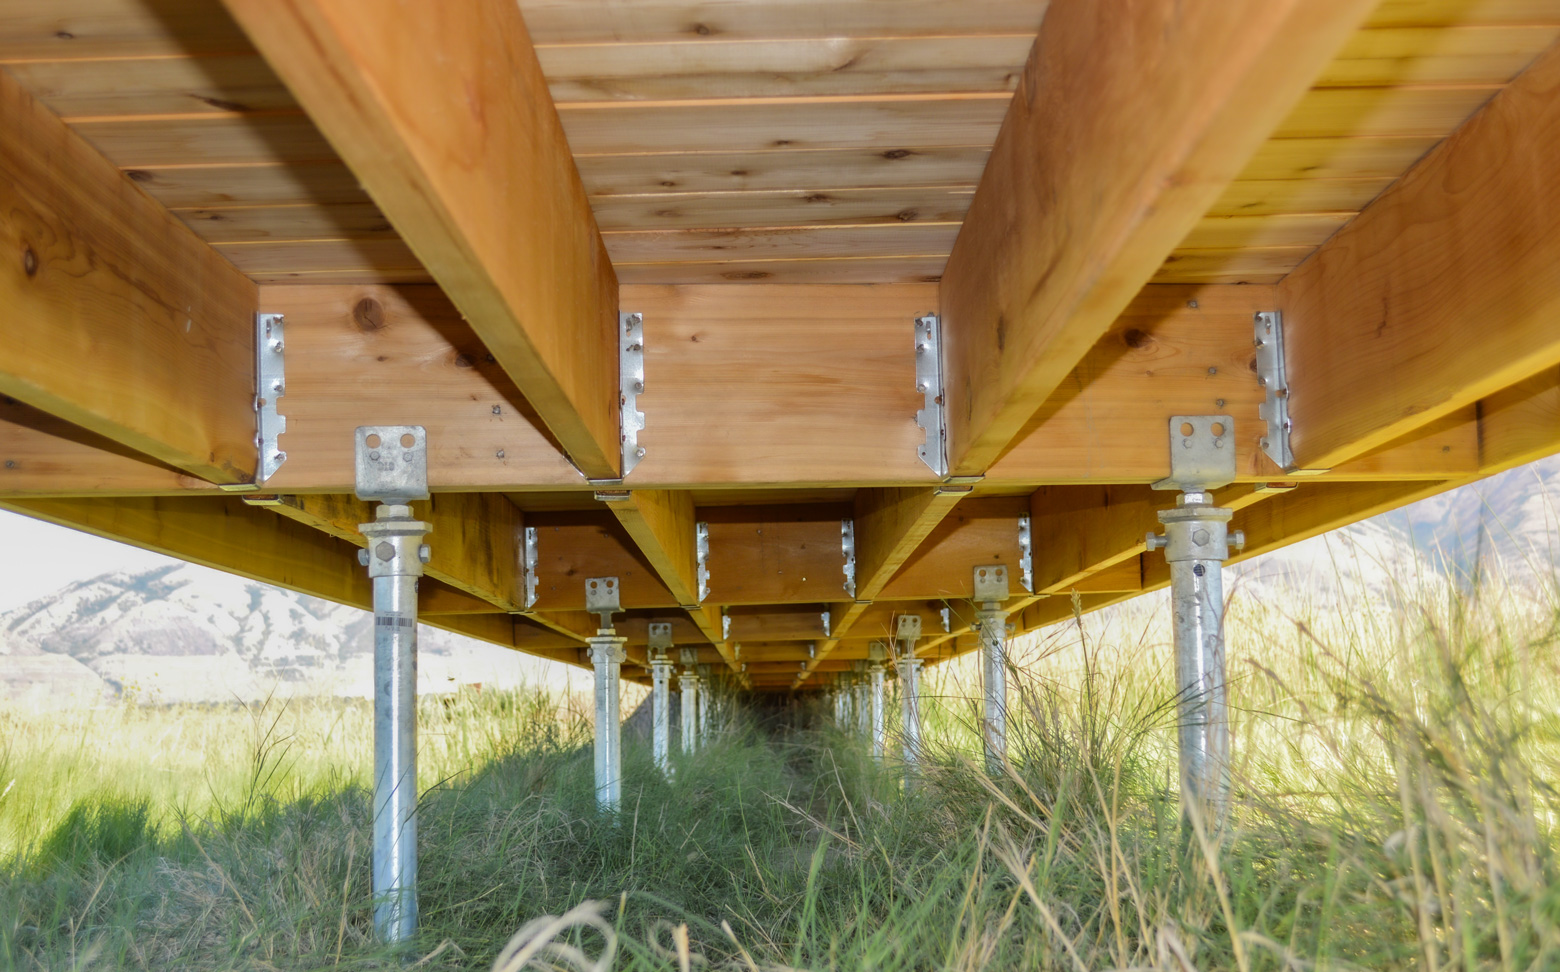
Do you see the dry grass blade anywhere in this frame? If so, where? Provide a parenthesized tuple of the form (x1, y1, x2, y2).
(490, 900, 616, 972)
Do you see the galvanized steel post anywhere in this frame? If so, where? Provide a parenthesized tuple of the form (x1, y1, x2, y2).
(354, 426, 431, 945)
(648, 623, 675, 775)
(1146, 416, 1244, 826)
(973, 566, 1012, 776)
(868, 642, 887, 762)
(585, 578, 626, 814)
(679, 648, 700, 753)
(895, 616, 924, 772)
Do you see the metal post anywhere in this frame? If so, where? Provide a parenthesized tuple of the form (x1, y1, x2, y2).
(584, 577, 625, 814)
(867, 642, 887, 762)
(650, 655, 673, 775)
(354, 425, 431, 945)
(648, 623, 674, 776)
(895, 616, 924, 773)
(1146, 416, 1244, 826)
(679, 648, 700, 754)
(1148, 491, 1241, 822)
(697, 664, 713, 745)
(898, 656, 924, 769)
(973, 566, 1013, 776)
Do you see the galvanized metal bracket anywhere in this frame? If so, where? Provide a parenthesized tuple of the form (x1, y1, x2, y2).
(585, 576, 621, 627)
(647, 621, 674, 655)
(721, 611, 731, 640)
(696, 521, 710, 602)
(353, 426, 429, 503)
(521, 526, 539, 611)
(841, 519, 857, 598)
(620, 311, 646, 476)
(821, 609, 831, 638)
(1018, 513, 1033, 593)
(973, 564, 1010, 604)
(255, 312, 287, 484)
(939, 606, 951, 633)
(914, 314, 947, 476)
(1152, 415, 1236, 492)
(1253, 311, 1295, 471)
(896, 614, 922, 644)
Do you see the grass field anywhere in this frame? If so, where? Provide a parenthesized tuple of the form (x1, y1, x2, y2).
(1, 561, 1558, 970)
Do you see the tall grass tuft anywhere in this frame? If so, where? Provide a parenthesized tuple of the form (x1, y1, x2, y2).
(0, 560, 1556, 969)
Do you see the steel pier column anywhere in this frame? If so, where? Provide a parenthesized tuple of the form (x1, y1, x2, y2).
(1146, 416, 1244, 826)
(867, 643, 887, 762)
(697, 664, 713, 745)
(584, 577, 626, 814)
(1148, 490, 1241, 822)
(973, 566, 1013, 776)
(898, 656, 924, 770)
(679, 648, 700, 754)
(354, 425, 431, 945)
(650, 655, 673, 775)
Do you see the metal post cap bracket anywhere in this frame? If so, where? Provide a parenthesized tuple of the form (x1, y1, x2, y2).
(1153, 415, 1235, 492)
(354, 426, 429, 503)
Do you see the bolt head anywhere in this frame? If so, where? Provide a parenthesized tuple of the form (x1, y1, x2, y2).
(376, 542, 395, 561)
(418, 544, 432, 563)
(1192, 528, 1211, 546)
(358, 548, 370, 567)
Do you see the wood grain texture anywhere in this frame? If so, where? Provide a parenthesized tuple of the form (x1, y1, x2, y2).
(1477, 367, 1560, 475)
(604, 223, 960, 264)
(558, 94, 1012, 155)
(3, 54, 295, 116)
(605, 490, 702, 607)
(590, 187, 973, 231)
(1274, 84, 1500, 137)
(70, 112, 334, 166)
(223, 0, 623, 478)
(539, 34, 1032, 101)
(851, 488, 966, 601)
(878, 497, 1027, 600)
(1319, 25, 1560, 86)
(0, 399, 213, 496)
(0, 66, 258, 483)
(939, 0, 1374, 476)
(577, 146, 989, 196)
(254, 285, 582, 493)
(121, 161, 370, 209)
(518, 0, 1049, 43)
(1279, 40, 1560, 470)
(264, 491, 527, 611)
(613, 257, 948, 284)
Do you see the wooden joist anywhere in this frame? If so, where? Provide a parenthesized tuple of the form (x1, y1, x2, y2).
(938, 0, 1375, 476)
(1279, 38, 1560, 472)
(0, 63, 258, 484)
(221, 0, 623, 478)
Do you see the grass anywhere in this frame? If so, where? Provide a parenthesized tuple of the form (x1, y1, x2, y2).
(1, 554, 1558, 969)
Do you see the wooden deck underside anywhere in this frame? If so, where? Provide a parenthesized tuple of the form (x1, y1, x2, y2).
(1, 0, 1559, 688)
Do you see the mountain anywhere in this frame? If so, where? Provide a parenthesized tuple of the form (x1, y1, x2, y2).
(0, 564, 569, 707)
(1, 457, 1556, 707)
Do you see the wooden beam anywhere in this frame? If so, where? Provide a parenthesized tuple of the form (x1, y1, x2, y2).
(938, 0, 1374, 476)
(1479, 367, 1560, 476)
(223, 0, 622, 477)
(852, 487, 967, 601)
(255, 491, 527, 611)
(602, 490, 700, 606)
(0, 64, 257, 483)
(1279, 40, 1560, 471)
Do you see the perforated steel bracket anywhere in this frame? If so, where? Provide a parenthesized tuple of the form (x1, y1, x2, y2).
(1153, 415, 1236, 492)
(914, 314, 947, 476)
(896, 614, 922, 643)
(841, 519, 857, 598)
(821, 610, 831, 638)
(620, 311, 646, 476)
(973, 565, 1010, 603)
(647, 622, 674, 654)
(255, 313, 287, 483)
(1018, 513, 1033, 593)
(353, 426, 428, 503)
(521, 526, 539, 611)
(721, 612, 731, 640)
(1254, 311, 1295, 471)
(939, 606, 951, 633)
(696, 521, 710, 602)
(585, 577, 621, 624)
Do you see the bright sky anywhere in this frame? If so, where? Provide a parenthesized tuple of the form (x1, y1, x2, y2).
(0, 509, 175, 613)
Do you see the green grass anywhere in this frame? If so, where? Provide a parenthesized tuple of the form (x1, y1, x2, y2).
(1, 570, 1558, 970)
